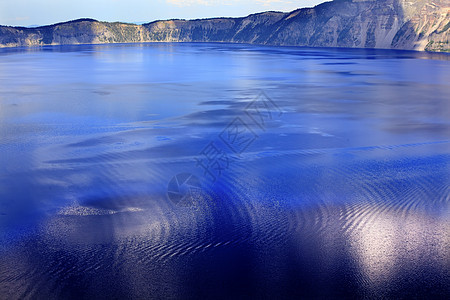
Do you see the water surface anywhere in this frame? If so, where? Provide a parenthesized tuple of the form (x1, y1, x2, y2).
(0, 43, 449, 299)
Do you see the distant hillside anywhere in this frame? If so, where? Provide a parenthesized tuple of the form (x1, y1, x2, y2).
(0, 0, 448, 52)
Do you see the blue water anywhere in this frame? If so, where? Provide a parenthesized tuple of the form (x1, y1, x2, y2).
(0, 43, 449, 299)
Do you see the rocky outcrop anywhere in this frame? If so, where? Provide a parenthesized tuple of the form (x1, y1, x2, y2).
(0, 0, 448, 51)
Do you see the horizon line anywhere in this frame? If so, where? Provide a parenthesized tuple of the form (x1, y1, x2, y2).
(0, 2, 327, 28)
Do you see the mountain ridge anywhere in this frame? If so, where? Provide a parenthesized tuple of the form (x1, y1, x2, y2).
(0, 0, 448, 52)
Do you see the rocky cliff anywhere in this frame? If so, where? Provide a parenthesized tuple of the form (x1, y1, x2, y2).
(1, 0, 448, 51)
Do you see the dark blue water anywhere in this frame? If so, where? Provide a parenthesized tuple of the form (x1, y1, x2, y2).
(0, 43, 449, 299)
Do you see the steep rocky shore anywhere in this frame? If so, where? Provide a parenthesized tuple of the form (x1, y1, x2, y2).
(0, 0, 448, 51)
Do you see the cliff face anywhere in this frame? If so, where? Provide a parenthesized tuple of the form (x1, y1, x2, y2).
(0, 19, 152, 47)
(0, 0, 448, 52)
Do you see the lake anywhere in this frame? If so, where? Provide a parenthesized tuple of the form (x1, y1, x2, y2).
(0, 43, 449, 299)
